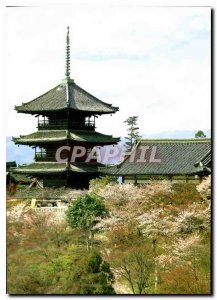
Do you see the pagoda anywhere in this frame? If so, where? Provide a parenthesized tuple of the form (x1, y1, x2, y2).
(13, 27, 120, 189)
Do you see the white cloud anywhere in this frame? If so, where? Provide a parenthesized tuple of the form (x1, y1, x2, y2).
(6, 6, 211, 138)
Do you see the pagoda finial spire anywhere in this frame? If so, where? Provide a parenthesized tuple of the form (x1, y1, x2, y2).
(65, 26, 71, 79)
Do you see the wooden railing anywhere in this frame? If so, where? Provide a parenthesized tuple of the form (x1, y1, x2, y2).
(38, 119, 68, 130)
(35, 152, 56, 162)
(37, 119, 95, 130)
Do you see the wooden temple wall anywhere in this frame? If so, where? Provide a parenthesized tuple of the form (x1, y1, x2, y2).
(122, 175, 202, 184)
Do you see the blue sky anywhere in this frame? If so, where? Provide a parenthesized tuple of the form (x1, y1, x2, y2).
(6, 6, 211, 139)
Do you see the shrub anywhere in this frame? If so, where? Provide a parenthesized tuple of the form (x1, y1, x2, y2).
(87, 251, 102, 273)
(89, 176, 116, 193)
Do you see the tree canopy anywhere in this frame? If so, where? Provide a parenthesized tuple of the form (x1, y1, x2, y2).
(195, 130, 206, 138)
(66, 194, 108, 248)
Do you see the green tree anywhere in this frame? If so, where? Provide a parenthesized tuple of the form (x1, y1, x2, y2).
(118, 250, 154, 294)
(66, 194, 108, 249)
(124, 116, 141, 151)
(58, 249, 115, 294)
(195, 130, 206, 138)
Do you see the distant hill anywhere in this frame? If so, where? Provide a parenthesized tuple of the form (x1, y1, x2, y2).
(6, 129, 211, 165)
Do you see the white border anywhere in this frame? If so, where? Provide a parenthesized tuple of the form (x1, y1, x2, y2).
(1, 0, 215, 299)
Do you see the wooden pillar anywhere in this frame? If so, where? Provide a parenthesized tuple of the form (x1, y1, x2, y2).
(199, 175, 203, 183)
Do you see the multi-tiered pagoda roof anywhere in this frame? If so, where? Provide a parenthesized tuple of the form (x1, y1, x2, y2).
(12, 27, 120, 188)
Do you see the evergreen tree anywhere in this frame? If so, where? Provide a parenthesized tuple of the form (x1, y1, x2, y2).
(124, 116, 141, 151)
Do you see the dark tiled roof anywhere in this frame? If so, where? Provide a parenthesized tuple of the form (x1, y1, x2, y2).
(194, 149, 211, 173)
(13, 162, 101, 174)
(101, 139, 211, 176)
(202, 151, 211, 167)
(13, 130, 120, 145)
(10, 173, 32, 183)
(15, 82, 119, 114)
(194, 150, 211, 167)
(13, 163, 68, 174)
(70, 163, 100, 173)
(69, 131, 120, 144)
(13, 130, 67, 144)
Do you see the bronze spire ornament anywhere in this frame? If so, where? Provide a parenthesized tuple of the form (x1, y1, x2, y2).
(65, 26, 71, 79)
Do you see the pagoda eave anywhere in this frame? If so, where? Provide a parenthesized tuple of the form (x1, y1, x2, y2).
(13, 140, 120, 146)
(12, 162, 101, 175)
(13, 130, 120, 146)
(15, 107, 118, 116)
(12, 162, 67, 175)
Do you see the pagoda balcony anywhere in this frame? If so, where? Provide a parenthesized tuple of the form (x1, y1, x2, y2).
(35, 152, 56, 162)
(37, 119, 95, 131)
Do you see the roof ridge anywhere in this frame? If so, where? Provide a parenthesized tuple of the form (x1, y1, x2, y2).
(74, 83, 118, 110)
(138, 138, 211, 143)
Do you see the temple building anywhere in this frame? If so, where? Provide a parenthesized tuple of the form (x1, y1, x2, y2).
(101, 139, 211, 183)
(12, 27, 120, 188)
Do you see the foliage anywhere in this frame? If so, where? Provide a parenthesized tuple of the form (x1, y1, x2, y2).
(100, 181, 211, 294)
(7, 201, 30, 222)
(7, 212, 115, 295)
(7, 247, 115, 294)
(66, 194, 108, 248)
(7, 179, 211, 295)
(6, 199, 29, 210)
(195, 130, 206, 138)
(117, 250, 154, 294)
(197, 175, 211, 200)
(159, 242, 211, 294)
(95, 180, 172, 209)
(124, 116, 141, 151)
(10, 185, 84, 201)
(176, 212, 209, 234)
(60, 249, 115, 294)
(87, 250, 103, 273)
(104, 224, 155, 294)
(89, 176, 116, 193)
(66, 194, 108, 230)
